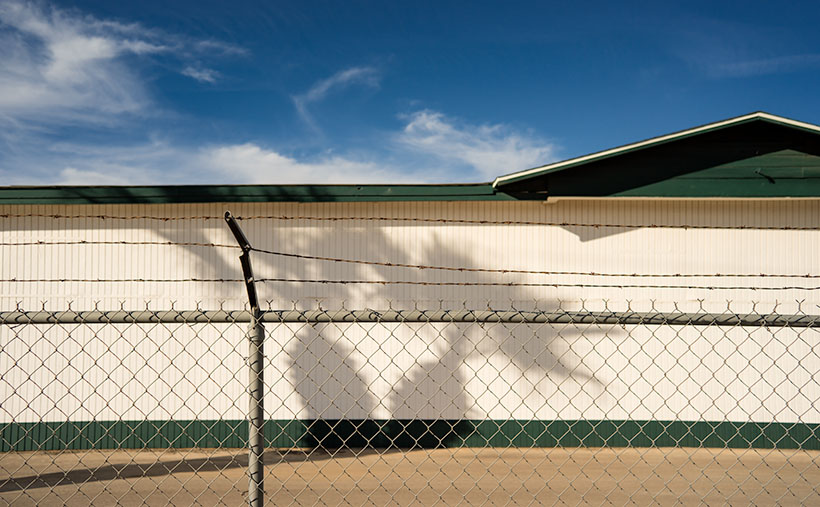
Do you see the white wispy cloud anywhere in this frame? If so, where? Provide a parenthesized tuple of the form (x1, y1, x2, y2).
(198, 111, 555, 184)
(181, 65, 219, 83)
(0, 0, 241, 126)
(292, 66, 381, 132)
(194, 39, 246, 56)
(670, 19, 820, 79)
(2, 137, 413, 186)
(1, 108, 556, 185)
(2, 138, 188, 185)
(0, 0, 151, 123)
(397, 110, 557, 180)
(200, 143, 410, 184)
(0, 3, 554, 186)
(706, 54, 820, 78)
(59, 167, 134, 185)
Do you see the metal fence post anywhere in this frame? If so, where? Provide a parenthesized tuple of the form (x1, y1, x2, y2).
(225, 211, 265, 507)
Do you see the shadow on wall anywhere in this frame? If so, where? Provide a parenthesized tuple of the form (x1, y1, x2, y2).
(257, 223, 609, 449)
(2, 191, 615, 450)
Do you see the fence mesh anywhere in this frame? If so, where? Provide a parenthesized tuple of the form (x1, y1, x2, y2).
(1, 303, 819, 505)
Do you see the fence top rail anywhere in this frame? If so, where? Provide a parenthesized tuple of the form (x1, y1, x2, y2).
(0, 309, 817, 327)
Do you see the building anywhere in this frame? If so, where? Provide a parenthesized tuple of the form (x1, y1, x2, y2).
(1, 111, 819, 449)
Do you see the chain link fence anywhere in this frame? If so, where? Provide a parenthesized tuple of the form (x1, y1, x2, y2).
(1, 303, 819, 505)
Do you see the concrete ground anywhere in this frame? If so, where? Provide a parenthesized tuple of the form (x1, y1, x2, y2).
(1, 447, 818, 506)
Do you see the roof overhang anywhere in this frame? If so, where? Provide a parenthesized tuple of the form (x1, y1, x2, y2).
(0, 183, 515, 205)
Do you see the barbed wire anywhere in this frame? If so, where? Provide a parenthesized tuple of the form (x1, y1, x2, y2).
(0, 240, 238, 248)
(0, 213, 220, 221)
(0, 278, 242, 283)
(0, 239, 815, 279)
(249, 246, 820, 279)
(257, 279, 820, 290)
(1, 277, 818, 290)
(1, 213, 818, 231)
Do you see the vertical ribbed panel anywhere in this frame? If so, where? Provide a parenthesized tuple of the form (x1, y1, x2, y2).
(1, 199, 817, 311)
(1, 199, 818, 424)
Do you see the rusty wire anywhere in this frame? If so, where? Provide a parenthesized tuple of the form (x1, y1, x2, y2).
(0, 240, 238, 249)
(248, 246, 820, 279)
(2, 277, 819, 290)
(1, 239, 817, 280)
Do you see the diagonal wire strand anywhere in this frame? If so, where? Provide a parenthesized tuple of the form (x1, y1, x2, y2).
(249, 245, 820, 279)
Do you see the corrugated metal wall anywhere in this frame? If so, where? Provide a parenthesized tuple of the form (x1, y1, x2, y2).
(2, 199, 818, 311)
(1, 199, 819, 425)
(4, 321, 817, 424)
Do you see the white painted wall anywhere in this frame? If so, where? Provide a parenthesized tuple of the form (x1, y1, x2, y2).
(1, 199, 818, 423)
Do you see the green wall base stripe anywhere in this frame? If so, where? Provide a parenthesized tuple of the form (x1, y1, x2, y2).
(2, 420, 818, 452)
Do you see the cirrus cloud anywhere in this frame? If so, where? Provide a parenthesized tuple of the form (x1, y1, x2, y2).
(0, 0, 243, 126)
(181, 65, 220, 84)
(292, 66, 382, 133)
(397, 110, 557, 179)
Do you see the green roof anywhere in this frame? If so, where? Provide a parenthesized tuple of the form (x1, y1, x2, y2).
(2, 112, 819, 204)
(0, 183, 516, 205)
(493, 112, 820, 198)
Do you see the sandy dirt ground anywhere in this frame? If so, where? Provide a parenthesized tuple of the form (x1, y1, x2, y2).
(1, 447, 818, 506)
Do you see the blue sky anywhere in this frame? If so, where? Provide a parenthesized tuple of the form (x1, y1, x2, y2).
(1, 0, 819, 185)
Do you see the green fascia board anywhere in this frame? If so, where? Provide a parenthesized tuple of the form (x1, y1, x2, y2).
(2, 419, 818, 451)
(494, 112, 820, 188)
(0, 183, 516, 205)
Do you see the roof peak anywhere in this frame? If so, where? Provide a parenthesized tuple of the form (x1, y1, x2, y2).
(493, 111, 820, 188)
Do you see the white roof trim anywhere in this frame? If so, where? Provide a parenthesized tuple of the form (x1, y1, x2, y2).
(492, 112, 820, 187)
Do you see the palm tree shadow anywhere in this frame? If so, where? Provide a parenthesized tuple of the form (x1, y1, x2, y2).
(287, 321, 381, 448)
(253, 215, 615, 449)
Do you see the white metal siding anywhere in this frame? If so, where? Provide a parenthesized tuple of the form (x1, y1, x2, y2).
(1, 199, 818, 311)
(1, 199, 819, 423)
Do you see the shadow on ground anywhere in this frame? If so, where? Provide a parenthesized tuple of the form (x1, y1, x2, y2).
(0, 448, 398, 492)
